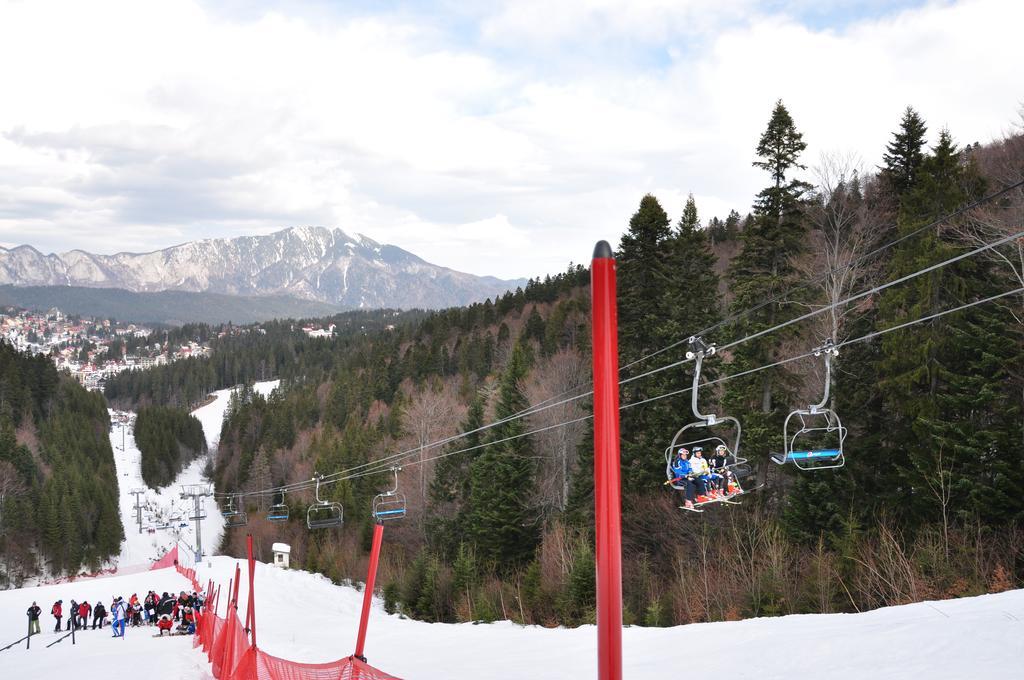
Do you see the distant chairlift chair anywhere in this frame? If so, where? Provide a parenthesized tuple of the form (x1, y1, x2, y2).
(267, 490, 289, 523)
(771, 340, 847, 470)
(307, 475, 344, 530)
(222, 494, 248, 528)
(371, 467, 407, 522)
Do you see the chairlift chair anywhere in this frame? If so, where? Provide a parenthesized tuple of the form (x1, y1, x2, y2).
(665, 337, 748, 506)
(267, 490, 289, 523)
(371, 468, 407, 522)
(307, 475, 344, 530)
(222, 494, 248, 528)
(771, 341, 847, 470)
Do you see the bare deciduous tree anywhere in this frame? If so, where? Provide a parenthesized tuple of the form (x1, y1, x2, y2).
(523, 348, 588, 514)
(401, 378, 464, 523)
(808, 152, 889, 344)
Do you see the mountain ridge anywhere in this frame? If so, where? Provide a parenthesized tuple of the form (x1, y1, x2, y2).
(0, 226, 525, 310)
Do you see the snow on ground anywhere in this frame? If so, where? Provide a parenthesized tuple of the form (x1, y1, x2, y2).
(112, 380, 279, 569)
(5, 553, 1023, 679)
(191, 556, 1024, 680)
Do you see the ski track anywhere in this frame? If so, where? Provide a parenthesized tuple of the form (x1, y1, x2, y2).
(3, 377, 1023, 678)
(111, 380, 279, 569)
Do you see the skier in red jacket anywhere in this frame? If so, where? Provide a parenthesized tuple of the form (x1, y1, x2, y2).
(51, 600, 62, 633)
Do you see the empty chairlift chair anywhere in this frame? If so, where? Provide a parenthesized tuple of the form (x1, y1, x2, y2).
(371, 467, 406, 522)
(772, 340, 847, 470)
(664, 336, 749, 505)
(267, 490, 289, 523)
(222, 494, 248, 528)
(307, 475, 344, 530)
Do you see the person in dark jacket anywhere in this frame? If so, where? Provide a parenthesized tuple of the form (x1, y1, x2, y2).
(176, 592, 189, 621)
(51, 600, 62, 632)
(92, 602, 107, 629)
(144, 591, 157, 624)
(65, 600, 78, 631)
(156, 592, 175, 617)
(26, 602, 41, 636)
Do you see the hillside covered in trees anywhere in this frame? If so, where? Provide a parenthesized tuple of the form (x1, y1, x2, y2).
(135, 406, 207, 489)
(139, 102, 1021, 626)
(0, 342, 124, 585)
(103, 310, 429, 410)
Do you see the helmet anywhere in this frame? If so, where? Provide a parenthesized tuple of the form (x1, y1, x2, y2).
(716, 444, 727, 453)
(677, 448, 689, 457)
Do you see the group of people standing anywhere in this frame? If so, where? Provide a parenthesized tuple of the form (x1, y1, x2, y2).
(25, 589, 203, 639)
(29, 599, 111, 634)
(669, 444, 739, 509)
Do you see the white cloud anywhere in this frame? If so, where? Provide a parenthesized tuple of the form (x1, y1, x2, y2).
(0, 0, 1020, 279)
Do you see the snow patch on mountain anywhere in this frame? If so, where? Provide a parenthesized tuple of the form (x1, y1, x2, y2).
(0, 227, 525, 310)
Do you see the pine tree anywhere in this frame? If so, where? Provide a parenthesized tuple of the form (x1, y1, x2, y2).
(465, 343, 538, 569)
(881, 106, 928, 198)
(616, 195, 675, 493)
(663, 194, 722, 344)
(875, 128, 1019, 525)
(724, 100, 811, 480)
(427, 397, 485, 558)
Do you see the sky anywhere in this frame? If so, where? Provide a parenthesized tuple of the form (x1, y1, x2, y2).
(0, 0, 1021, 280)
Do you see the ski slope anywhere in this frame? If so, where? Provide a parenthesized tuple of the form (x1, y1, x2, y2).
(4, 553, 1023, 679)
(111, 380, 280, 569)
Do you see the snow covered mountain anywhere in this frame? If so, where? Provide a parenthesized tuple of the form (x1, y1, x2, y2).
(0, 227, 525, 309)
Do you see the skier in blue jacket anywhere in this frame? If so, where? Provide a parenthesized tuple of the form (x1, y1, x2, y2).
(670, 448, 699, 508)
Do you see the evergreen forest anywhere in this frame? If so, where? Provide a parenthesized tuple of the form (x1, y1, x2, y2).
(0, 342, 124, 585)
(134, 406, 207, 489)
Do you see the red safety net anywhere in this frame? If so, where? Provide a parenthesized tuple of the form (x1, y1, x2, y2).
(194, 578, 400, 680)
(150, 544, 179, 570)
(233, 647, 400, 680)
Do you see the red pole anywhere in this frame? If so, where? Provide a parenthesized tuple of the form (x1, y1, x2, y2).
(591, 240, 623, 680)
(232, 564, 241, 608)
(246, 534, 257, 648)
(218, 571, 239, 678)
(353, 522, 385, 661)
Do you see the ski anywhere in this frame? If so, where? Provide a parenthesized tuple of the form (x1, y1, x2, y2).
(679, 505, 704, 513)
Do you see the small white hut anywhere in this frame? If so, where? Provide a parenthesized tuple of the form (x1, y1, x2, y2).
(272, 542, 291, 569)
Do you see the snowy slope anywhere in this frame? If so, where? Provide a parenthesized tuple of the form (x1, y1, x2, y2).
(0, 565, 207, 676)
(112, 380, 280, 568)
(4, 553, 1023, 679)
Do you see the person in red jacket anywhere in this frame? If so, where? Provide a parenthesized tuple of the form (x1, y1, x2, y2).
(51, 600, 62, 633)
(78, 601, 91, 629)
(156, 614, 174, 636)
